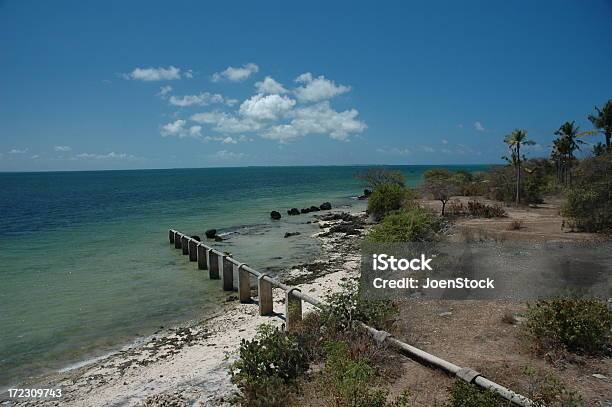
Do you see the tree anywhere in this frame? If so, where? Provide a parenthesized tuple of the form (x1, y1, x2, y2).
(355, 168, 405, 189)
(503, 129, 535, 205)
(552, 121, 586, 185)
(592, 142, 607, 157)
(588, 100, 612, 152)
(422, 169, 458, 216)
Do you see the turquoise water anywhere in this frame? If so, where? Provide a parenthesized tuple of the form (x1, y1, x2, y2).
(0, 165, 488, 387)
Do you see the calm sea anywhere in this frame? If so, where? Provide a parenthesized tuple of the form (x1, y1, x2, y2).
(0, 165, 488, 388)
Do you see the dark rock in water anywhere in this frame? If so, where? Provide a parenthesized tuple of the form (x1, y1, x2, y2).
(287, 208, 300, 216)
(270, 210, 282, 220)
(191, 235, 201, 241)
(205, 229, 217, 239)
(320, 202, 332, 210)
(317, 212, 355, 222)
(214, 235, 224, 242)
(309, 205, 320, 212)
(300, 208, 311, 214)
(358, 189, 372, 200)
(284, 231, 301, 238)
(225, 295, 239, 302)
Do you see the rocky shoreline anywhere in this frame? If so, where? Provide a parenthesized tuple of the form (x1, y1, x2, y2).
(6, 210, 368, 407)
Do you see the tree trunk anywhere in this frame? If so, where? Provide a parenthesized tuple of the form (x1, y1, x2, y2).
(441, 200, 446, 216)
(516, 145, 521, 205)
(606, 131, 611, 152)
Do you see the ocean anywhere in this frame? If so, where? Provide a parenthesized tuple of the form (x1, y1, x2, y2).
(0, 165, 489, 388)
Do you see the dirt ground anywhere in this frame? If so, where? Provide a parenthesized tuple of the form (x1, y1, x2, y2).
(387, 196, 612, 406)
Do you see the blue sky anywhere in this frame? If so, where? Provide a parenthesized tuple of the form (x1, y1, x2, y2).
(1, 0, 611, 171)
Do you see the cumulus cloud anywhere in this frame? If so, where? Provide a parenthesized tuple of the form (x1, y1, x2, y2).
(255, 76, 287, 94)
(191, 111, 262, 134)
(441, 139, 448, 145)
(157, 86, 173, 98)
(31, 154, 40, 159)
(474, 121, 485, 131)
(210, 150, 245, 160)
(54, 146, 72, 152)
(420, 145, 435, 153)
(212, 63, 259, 82)
(8, 148, 28, 154)
(76, 152, 137, 160)
(160, 119, 202, 138)
(169, 92, 232, 107)
(293, 73, 350, 102)
(123, 66, 182, 81)
(263, 101, 366, 142)
(239, 93, 296, 121)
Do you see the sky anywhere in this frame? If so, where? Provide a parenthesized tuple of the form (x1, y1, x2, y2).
(1, 0, 611, 171)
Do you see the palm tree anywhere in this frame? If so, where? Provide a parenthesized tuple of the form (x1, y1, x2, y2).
(504, 129, 535, 205)
(553, 121, 586, 185)
(588, 100, 612, 152)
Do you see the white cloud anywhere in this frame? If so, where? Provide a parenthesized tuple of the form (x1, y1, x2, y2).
(293, 73, 350, 102)
(263, 101, 366, 142)
(191, 111, 262, 134)
(239, 93, 296, 121)
(54, 145, 72, 152)
(212, 63, 259, 82)
(376, 147, 412, 155)
(76, 152, 137, 160)
(123, 66, 182, 81)
(255, 76, 287, 94)
(474, 121, 485, 131)
(8, 148, 28, 154)
(157, 86, 173, 98)
(30, 154, 40, 159)
(441, 139, 448, 145)
(160, 119, 202, 138)
(169, 92, 229, 107)
(457, 123, 464, 129)
(420, 145, 435, 153)
(210, 150, 245, 160)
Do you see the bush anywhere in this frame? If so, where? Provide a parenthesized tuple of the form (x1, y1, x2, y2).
(467, 201, 506, 218)
(562, 153, 612, 233)
(445, 381, 504, 407)
(367, 183, 415, 220)
(356, 167, 406, 189)
(524, 297, 611, 355)
(230, 324, 309, 406)
(319, 280, 397, 332)
(366, 206, 443, 243)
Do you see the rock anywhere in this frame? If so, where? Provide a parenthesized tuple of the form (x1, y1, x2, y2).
(284, 232, 301, 238)
(320, 202, 332, 210)
(205, 229, 217, 239)
(287, 208, 300, 216)
(358, 189, 372, 200)
(300, 208, 311, 214)
(270, 210, 282, 220)
(309, 205, 320, 212)
(592, 374, 607, 380)
(191, 235, 201, 241)
(214, 235, 224, 242)
(226, 295, 239, 302)
(438, 312, 453, 317)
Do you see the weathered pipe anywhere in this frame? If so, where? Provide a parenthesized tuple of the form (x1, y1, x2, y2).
(176, 232, 534, 407)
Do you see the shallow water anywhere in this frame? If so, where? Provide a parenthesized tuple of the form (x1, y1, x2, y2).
(0, 165, 488, 387)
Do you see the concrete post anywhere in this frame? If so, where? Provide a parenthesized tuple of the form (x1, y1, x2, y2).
(188, 239, 198, 262)
(169, 229, 175, 244)
(285, 288, 302, 331)
(208, 250, 220, 279)
(197, 244, 208, 270)
(181, 236, 189, 255)
(221, 255, 234, 291)
(258, 274, 273, 316)
(237, 264, 251, 303)
(174, 232, 182, 249)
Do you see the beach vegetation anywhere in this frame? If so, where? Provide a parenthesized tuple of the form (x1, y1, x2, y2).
(366, 206, 443, 243)
(524, 297, 611, 356)
(562, 152, 612, 233)
(422, 169, 459, 215)
(356, 167, 406, 189)
(588, 99, 612, 152)
(503, 129, 536, 205)
(367, 183, 415, 220)
(445, 381, 504, 407)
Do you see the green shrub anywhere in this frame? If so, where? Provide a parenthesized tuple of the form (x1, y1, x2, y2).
(445, 381, 504, 407)
(230, 324, 309, 406)
(522, 366, 584, 407)
(562, 153, 612, 232)
(366, 206, 443, 242)
(319, 280, 397, 332)
(367, 183, 415, 220)
(525, 297, 611, 355)
(467, 201, 506, 218)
